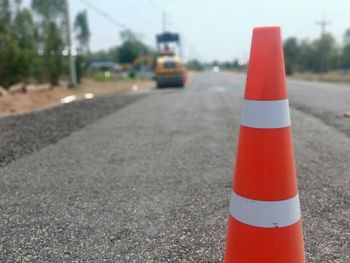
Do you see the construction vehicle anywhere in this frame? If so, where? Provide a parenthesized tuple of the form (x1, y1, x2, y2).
(154, 32, 186, 88)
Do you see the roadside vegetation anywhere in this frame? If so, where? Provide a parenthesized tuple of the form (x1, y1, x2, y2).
(283, 30, 350, 83)
(0, 0, 155, 117)
(283, 31, 350, 76)
(0, 0, 89, 88)
(0, 0, 153, 90)
(187, 29, 350, 84)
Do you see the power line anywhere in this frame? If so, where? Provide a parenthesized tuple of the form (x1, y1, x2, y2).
(121, 0, 159, 26)
(164, 16, 202, 62)
(141, 0, 163, 28)
(78, 0, 198, 56)
(78, 0, 127, 29)
(79, 0, 158, 47)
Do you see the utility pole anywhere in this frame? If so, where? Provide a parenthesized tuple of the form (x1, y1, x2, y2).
(316, 18, 331, 36)
(316, 17, 331, 79)
(162, 11, 168, 32)
(64, 0, 78, 87)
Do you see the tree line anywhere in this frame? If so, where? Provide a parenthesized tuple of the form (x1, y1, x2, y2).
(283, 30, 350, 75)
(0, 0, 154, 88)
(187, 29, 350, 75)
(0, 0, 91, 88)
(89, 30, 151, 66)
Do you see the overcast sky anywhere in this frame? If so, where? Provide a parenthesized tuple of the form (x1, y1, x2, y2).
(30, 0, 350, 62)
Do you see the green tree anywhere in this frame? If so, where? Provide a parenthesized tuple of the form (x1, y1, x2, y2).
(0, 0, 13, 86)
(283, 37, 299, 75)
(341, 29, 350, 68)
(45, 22, 64, 85)
(116, 41, 149, 64)
(297, 40, 316, 72)
(14, 7, 37, 82)
(0, 0, 27, 87)
(0, 0, 11, 27)
(115, 30, 150, 64)
(31, 0, 65, 22)
(120, 29, 140, 42)
(0, 33, 22, 87)
(74, 10, 90, 54)
(314, 33, 338, 73)
(186, 59, 204, 71)
(32, 0, 65, 85)
(282, 33, 339, 74)
(74, 10, 90, 83)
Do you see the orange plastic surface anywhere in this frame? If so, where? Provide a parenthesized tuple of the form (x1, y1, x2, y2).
(224, 216, 305, 263)
(245, 26, 287, 101)
(233, 126, 298, 201)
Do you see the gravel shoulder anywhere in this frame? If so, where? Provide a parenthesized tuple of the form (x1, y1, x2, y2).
(287, 78, 350, 137)
(0, 93, 149, 168)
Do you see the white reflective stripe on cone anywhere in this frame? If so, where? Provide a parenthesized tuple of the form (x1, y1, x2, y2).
(230, 191, 301, 228)
(240, 99, 291, 128)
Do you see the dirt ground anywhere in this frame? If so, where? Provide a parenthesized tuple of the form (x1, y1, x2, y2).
(0, 78, 154, 118)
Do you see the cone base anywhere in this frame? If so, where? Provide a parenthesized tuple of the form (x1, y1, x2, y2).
(224, 216, 305, 263)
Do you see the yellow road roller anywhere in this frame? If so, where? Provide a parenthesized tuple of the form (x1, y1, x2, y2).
(155, 54, 185, 88)
(155, 32, 186, 88)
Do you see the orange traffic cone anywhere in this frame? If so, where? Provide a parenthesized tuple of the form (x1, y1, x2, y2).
(224, 26, 305, 263)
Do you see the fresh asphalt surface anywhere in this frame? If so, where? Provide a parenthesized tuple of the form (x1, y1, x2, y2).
(0, 72, 349, 262)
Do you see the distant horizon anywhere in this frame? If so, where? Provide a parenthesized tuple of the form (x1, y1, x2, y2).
(23, 0, 350, 62)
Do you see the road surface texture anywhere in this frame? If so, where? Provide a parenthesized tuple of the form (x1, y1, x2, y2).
(0, 72, 349, 262)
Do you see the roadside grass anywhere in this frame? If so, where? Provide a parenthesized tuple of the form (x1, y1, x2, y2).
(292, 70, 350, 84)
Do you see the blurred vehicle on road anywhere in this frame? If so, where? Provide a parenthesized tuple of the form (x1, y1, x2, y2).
(154, 32, 186, 88)
(212, 65, 220, 72)
(155, 53, 185, 88)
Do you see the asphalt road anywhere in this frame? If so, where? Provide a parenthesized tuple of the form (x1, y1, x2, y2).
(0, 72, 349, 262)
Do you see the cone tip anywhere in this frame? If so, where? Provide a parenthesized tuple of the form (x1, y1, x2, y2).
(253, 26, 281, 33)
(252, 26, 282, 43)
(245, 25, 287, 100)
